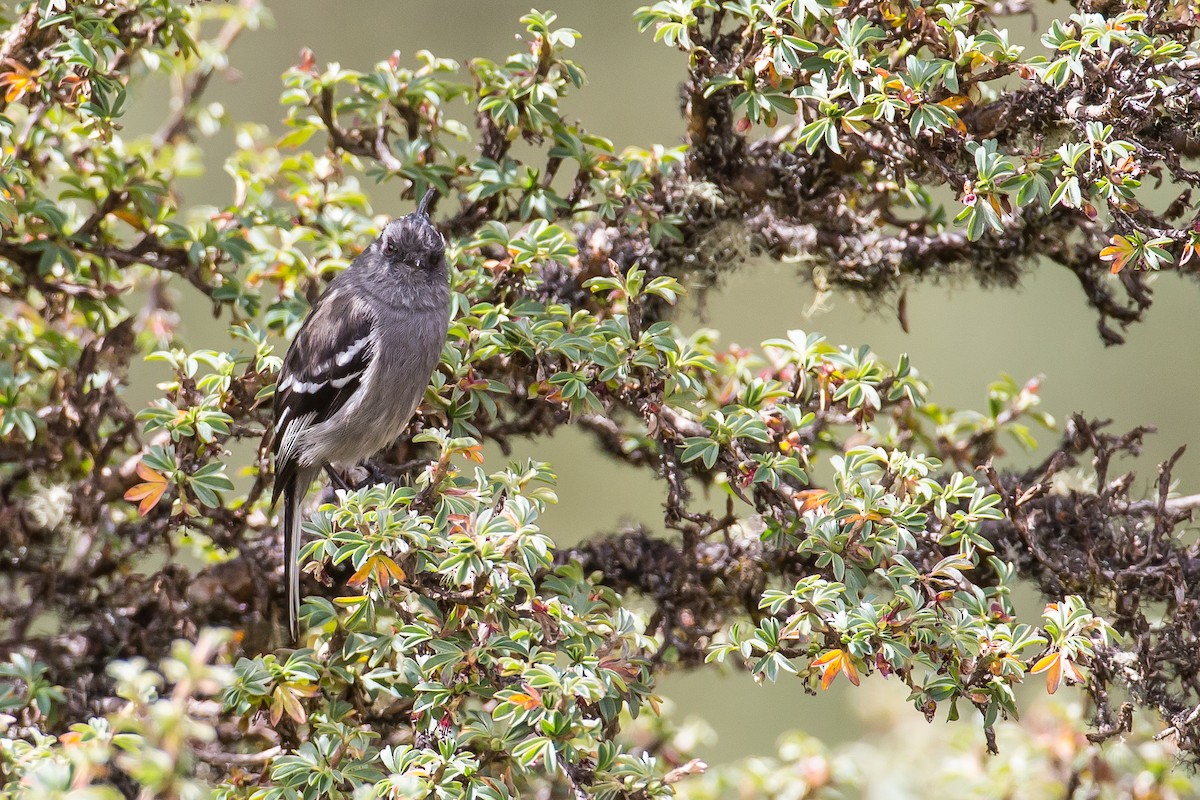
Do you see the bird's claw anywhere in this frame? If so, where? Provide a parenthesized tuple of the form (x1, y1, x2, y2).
(359, 460, 399, 489)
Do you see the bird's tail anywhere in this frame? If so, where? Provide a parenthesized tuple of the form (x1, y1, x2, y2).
(283, 476, 302, 642)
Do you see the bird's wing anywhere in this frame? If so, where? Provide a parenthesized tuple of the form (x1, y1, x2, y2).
(270, 288, 376, 505)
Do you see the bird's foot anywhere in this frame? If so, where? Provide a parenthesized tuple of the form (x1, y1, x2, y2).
(359, 460, 401, 489)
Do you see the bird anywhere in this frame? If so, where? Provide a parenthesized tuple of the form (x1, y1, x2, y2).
(270, 187, 450, 641)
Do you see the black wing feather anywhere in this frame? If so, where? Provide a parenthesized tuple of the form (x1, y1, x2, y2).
(271, 289, 376, 505)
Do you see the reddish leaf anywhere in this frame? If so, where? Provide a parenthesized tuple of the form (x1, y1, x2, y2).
(937, 95, 971, 112)
(508, 688, 542, 711)
(843, 655, 860, 686)
(348, 554, 406, 588)
(375, 554, 406, 586)
(269, 691, 284, 726)
(1064, 656, 1085, 685)
(0, 59, 38, 104)
(1099, 235, 1135, 274)
(297, 47, 315, 73)
(793, 489, 832, 513)
(812, 649, 858, 690)
(347, 559, 373, 588)
(123, 462, 169, 516)
(1031, 650, 1063, 694)
(58, 730, 83, 746)
(111, 209, 146, 231)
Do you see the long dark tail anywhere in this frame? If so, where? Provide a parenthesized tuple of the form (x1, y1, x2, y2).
(283, 476, 302, 642)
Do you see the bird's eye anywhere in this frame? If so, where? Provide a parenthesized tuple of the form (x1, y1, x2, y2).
(383, 241, 396, 256)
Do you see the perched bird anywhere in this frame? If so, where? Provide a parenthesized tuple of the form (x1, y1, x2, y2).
(270, 188, 450, 641)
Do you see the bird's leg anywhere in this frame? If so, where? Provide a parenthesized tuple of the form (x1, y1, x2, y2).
(324, 464, 352, 492)
(360, 460, 399, 488)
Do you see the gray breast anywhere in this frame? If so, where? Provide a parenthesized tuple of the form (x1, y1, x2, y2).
(304, 302, 449, 469)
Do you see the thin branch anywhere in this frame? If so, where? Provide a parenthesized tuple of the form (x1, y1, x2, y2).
(0, 2, 39, 68)
(154, 0, 254, 146)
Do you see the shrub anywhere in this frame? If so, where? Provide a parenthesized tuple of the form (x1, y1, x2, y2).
(2, 1, 1199, 797)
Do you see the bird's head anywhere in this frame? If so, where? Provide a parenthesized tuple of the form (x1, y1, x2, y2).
(376, 187, 446, 274)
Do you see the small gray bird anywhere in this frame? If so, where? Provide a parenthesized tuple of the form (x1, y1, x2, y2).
(271, 188, 450, 641)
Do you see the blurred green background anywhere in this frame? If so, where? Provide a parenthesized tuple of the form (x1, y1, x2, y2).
(118, 0, 1200, 766)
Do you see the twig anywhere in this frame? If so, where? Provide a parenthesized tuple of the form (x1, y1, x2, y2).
(154, 0, 255, 147)
(1154, 703, 1200, 741)
(560, 762, 591, 800)
(197, 745, 281, 766)
(73, 190, 127, 240)
(1086, 702, 1133, 744)
(373, 124, 402, 171)
(0, 2, 39, 67)
(1164, 493, 1200, 514)
(663, 758, 707, 785)
(413, 454, 452, 510)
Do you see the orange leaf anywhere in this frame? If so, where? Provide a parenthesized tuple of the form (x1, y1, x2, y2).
(3, 77, 29, 103)
(794, 489, 832, 513)
(1099, 247, 1129, 274)
(1031, 650, 1063, 694)
(375, 554, 406, 586)
(1063, 656, 1085, 685)
(937, 94, 971, 111)
(124, 462, 169, 516)
(0, 59, 38, 103)
(348, 554, 406, 588)
(348, 557, 375, 588)
(124, 481, 167, 516)
(811, 649, 842, 667)
(843, 655, 860, 686)
(112, 209, 146, 231)
(1099, 235, 1134, 274)
(812, 649, 856, 691)
(134, 461, 163, 483)
(508, 689, 542, 711)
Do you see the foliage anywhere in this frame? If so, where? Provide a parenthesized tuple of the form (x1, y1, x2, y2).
(1, 0, 1199, 797)
(674, 691, 1196, 799)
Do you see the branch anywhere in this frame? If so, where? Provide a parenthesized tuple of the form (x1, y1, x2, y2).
(0, 2, 39, 68)
(154, 0, 255, 147)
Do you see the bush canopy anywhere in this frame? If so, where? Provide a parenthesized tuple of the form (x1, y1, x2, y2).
(1, 0, 1200, 798)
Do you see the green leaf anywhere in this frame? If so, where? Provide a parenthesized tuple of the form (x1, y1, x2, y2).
(680, 436, 720, 469)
